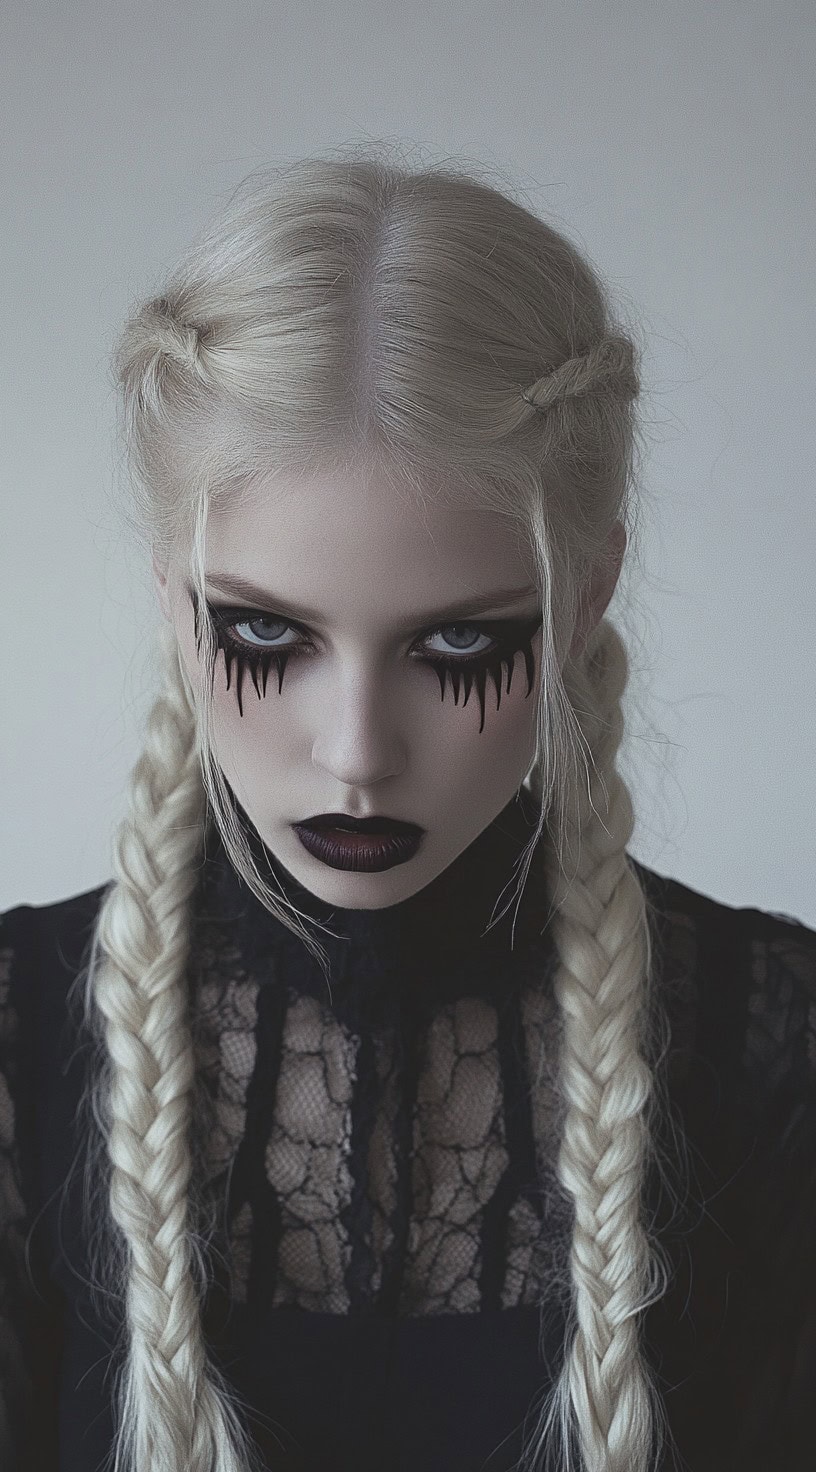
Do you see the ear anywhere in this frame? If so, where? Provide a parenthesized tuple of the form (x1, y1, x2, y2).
(569, 520, 627, 660)
(151, 549, 173, 622)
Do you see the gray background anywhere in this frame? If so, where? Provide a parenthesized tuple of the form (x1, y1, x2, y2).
(2, 0, 813, 923)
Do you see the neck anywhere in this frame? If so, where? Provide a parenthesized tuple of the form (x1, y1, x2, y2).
(203, 783, 553, 1009)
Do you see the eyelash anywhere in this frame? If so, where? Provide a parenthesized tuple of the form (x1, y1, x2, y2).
(193, 599, 541, 733)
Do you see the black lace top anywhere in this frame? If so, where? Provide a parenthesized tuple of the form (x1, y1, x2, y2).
(1, 787, 815, 1472)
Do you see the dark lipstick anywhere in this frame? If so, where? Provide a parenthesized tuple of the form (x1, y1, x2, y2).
(292, 812, 425, 872)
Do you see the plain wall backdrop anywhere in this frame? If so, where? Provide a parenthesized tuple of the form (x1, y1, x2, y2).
(2, 0, 814, 923)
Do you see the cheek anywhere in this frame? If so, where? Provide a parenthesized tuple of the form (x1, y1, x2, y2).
(211, 678, 299, 781)
(433, 653, 540, 773)
(174, 623, 295, 773)
(178, 634, 540, 773)
(452, 686, 537, 754)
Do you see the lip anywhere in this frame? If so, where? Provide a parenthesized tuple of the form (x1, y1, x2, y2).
(292, 821, 424, 872)
(298, 811, 425, 836)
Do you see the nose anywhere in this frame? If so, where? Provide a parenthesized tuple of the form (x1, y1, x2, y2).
(310, 671, 407, 786)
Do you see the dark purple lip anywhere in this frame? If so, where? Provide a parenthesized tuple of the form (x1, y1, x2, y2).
(297, 812, 425, 836)
(292, 821, 424, 872)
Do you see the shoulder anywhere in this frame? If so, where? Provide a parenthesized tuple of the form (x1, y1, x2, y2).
(632, 865, 816, 1459)
(0, 885, 111, 1246)
(629, 857, 816, 1103)
(630, 853, 814, 943)
(0, 882, 112, 1111)
(629, 854, 816, 993)
(1, 881, 111, 995)
(624, 853, 807, 977)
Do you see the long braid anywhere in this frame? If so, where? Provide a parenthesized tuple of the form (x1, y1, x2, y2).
(89, 624, 264, 1472)
(524, 618, 667, 1472)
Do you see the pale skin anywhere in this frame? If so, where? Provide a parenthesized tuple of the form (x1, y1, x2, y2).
(154, 469, 625, 910)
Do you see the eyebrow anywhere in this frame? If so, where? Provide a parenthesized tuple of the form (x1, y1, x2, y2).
(199, 572, 540, 628)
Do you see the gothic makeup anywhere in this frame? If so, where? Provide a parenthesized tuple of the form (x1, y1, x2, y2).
(189, 592, 541, 731)
(159, 467, 551, 911)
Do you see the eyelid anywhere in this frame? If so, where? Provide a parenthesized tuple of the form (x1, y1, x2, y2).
(206, 601, 312, 638)
(204, 599, 541, 643)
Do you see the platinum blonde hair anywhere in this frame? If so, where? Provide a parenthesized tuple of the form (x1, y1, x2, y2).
(71, 143, 684, 1472)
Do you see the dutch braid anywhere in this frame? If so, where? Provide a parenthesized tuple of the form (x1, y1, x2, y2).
(525, 619, 667, 1472)
(89, 625, 265, 1472)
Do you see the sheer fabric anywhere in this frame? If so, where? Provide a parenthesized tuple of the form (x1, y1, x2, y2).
(1, 790, 814, 1469)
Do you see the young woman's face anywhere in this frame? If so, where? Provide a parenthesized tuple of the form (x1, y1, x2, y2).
(155, 469, 547, 909)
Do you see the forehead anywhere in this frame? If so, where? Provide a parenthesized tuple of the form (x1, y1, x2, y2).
(204, 470, 536, 610)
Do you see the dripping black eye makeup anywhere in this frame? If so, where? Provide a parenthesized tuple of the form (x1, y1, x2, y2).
(186, 587, 542, 734)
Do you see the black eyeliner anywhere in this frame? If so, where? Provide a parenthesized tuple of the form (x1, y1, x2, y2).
(189, 589, 541, 728)
(429, 611, 541, 732)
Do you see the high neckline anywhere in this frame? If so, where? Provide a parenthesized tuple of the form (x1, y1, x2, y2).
(199, 783, 555, 1020)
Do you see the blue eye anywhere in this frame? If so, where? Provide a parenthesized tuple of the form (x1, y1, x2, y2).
(204, 607, 508, 660)
(227, 614, 297, 648)
(192, 597, 541, 732)
(423, 624, 492, 657)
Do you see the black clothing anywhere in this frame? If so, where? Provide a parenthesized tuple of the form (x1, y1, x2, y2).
(1, 786, 814, 1471)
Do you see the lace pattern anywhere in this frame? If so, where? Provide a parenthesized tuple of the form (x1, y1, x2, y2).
(189, 898, 573, 1317)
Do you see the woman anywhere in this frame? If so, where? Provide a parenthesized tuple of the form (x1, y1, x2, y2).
(1, 146, 814, 1472)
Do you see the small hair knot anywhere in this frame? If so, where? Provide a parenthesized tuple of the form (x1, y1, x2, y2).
(521, 336, 638, 413)
(142, 295, 208, 376)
